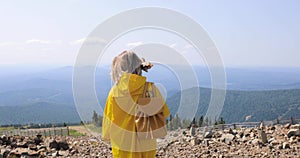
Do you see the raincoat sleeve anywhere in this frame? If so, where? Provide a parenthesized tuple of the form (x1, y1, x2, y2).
(153, 85, 170, 118)
(102, 92, 114, 141)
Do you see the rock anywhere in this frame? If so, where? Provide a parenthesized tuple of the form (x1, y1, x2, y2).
(243, 129, 251, 137)
(270, 126, 276, 130)
(270, 140, 279, 146)
(260, 130, 268, 144)
(221, 134, 235, 144)
(251, 139, 260, 146)
(34, 136, 43, 145)
(290, 124, 300, 129)
(250, 132, 256, 138)
(214, 131, 222, 138)
(28, 143, 37, 151)
(59, 150, 69, 156)
(190, 126, 196, 136)
(268, 138, 275, 143)
(287, 129, 300, 138)
(17, 141, 28, 148)
(190, 138, 200, 146)
(241, 136, 248, 143)
(70, 149, 78, 155)
(282, 142, 290, 149)
(28, 150, 38, 156)
(37, 148, 46, 154)
(0, 149, 10, 158)
(173, 133, 178, 137)
(259, 122, 265, 130)
(37, 145, 47, 150)
(49, 140, 59, 150)
(204, 139, 210, 146)
(58, 140, 69, 150)
(9, 148, 29, 156)
(204, 131, 214, 138)
(284, 123, 291, 129)
(52, 151, 61, 157)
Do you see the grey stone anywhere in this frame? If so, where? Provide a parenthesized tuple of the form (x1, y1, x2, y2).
(204, 139, 210, 146)
(204, 131, 214, 138)
(58, 140, 69, 150)
(259, 122, 265, 130)
(190, 138, 200, 146)
(0, 149, 10, 158)
(284, 123, 291, 129)
(268, 137, 275, 143)
(221, 134, 235, 144)
(287, 129, 300, 138)
(270, 126, 276, 130)
(49, 140, 59, 150)
(260, 130, 268, 144)
(251, 139, 260, 146)
(190, 126, 196, 136)
(290, 124, 300, 129)
(282, 142, 290, 149)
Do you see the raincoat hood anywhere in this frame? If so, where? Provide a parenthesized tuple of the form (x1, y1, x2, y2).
(113, 73, 146, 96)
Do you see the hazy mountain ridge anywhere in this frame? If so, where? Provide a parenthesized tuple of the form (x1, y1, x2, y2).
(0, 66, 300, 125)
(167, 87, 300, 123)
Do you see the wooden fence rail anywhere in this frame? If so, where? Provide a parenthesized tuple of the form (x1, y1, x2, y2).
(0, 127, 69, 137)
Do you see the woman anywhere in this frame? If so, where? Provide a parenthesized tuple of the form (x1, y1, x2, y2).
(102, 50, 170, 158)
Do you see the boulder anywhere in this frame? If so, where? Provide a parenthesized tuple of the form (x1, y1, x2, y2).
(290, 124, 300, 129)
(190, 126, 196, 136)
(282, 142, 290, 149)
(58, 140, 69, 150)
(190, 138, 200, 146)
(221, 134, 235, 144)
(259, 130, 268, 144)
(34, 137, 43, 145)
(28, 143, 37, 151)
(0, 148, 10, 158)
(284, 123, 291, 129)
(250, 132, 256, 138)
(270, 126, 276, 130)
(49, 140, 59, 150)
(9, 148, 29, 156)
(204, 131, 214, 138)
(17, 141, 28, 148)
(287, 129, 300, 138)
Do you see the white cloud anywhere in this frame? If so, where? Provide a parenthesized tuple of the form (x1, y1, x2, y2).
(25, 39, 51, 44)
(0, 42, 19, 47)
(185, 44, 194, 49)
(70, 37, 107, 45)
(0, 39, 62, 47)
(126, 41, 143, 47)
(169, 43, 176, 48)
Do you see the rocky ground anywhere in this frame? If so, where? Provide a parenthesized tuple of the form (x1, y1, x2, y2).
(0, 123, 299, 158)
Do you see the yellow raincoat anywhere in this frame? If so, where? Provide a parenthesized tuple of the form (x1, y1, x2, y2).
(102, 73, 170, 158)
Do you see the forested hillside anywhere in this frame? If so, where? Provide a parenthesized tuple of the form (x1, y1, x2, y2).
(167, 88, 300, 123)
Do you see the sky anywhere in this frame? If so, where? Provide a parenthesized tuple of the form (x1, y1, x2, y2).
(0, 0, 300, 68)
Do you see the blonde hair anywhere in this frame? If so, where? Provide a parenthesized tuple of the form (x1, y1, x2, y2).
(111, 50, 143, 83)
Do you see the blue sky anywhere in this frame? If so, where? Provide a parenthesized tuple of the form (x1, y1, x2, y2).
(0, 0, 299, 67)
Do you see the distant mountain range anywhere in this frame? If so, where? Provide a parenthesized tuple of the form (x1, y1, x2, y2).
(167, 87, 300, 123)
(0, 66, 300, 125)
